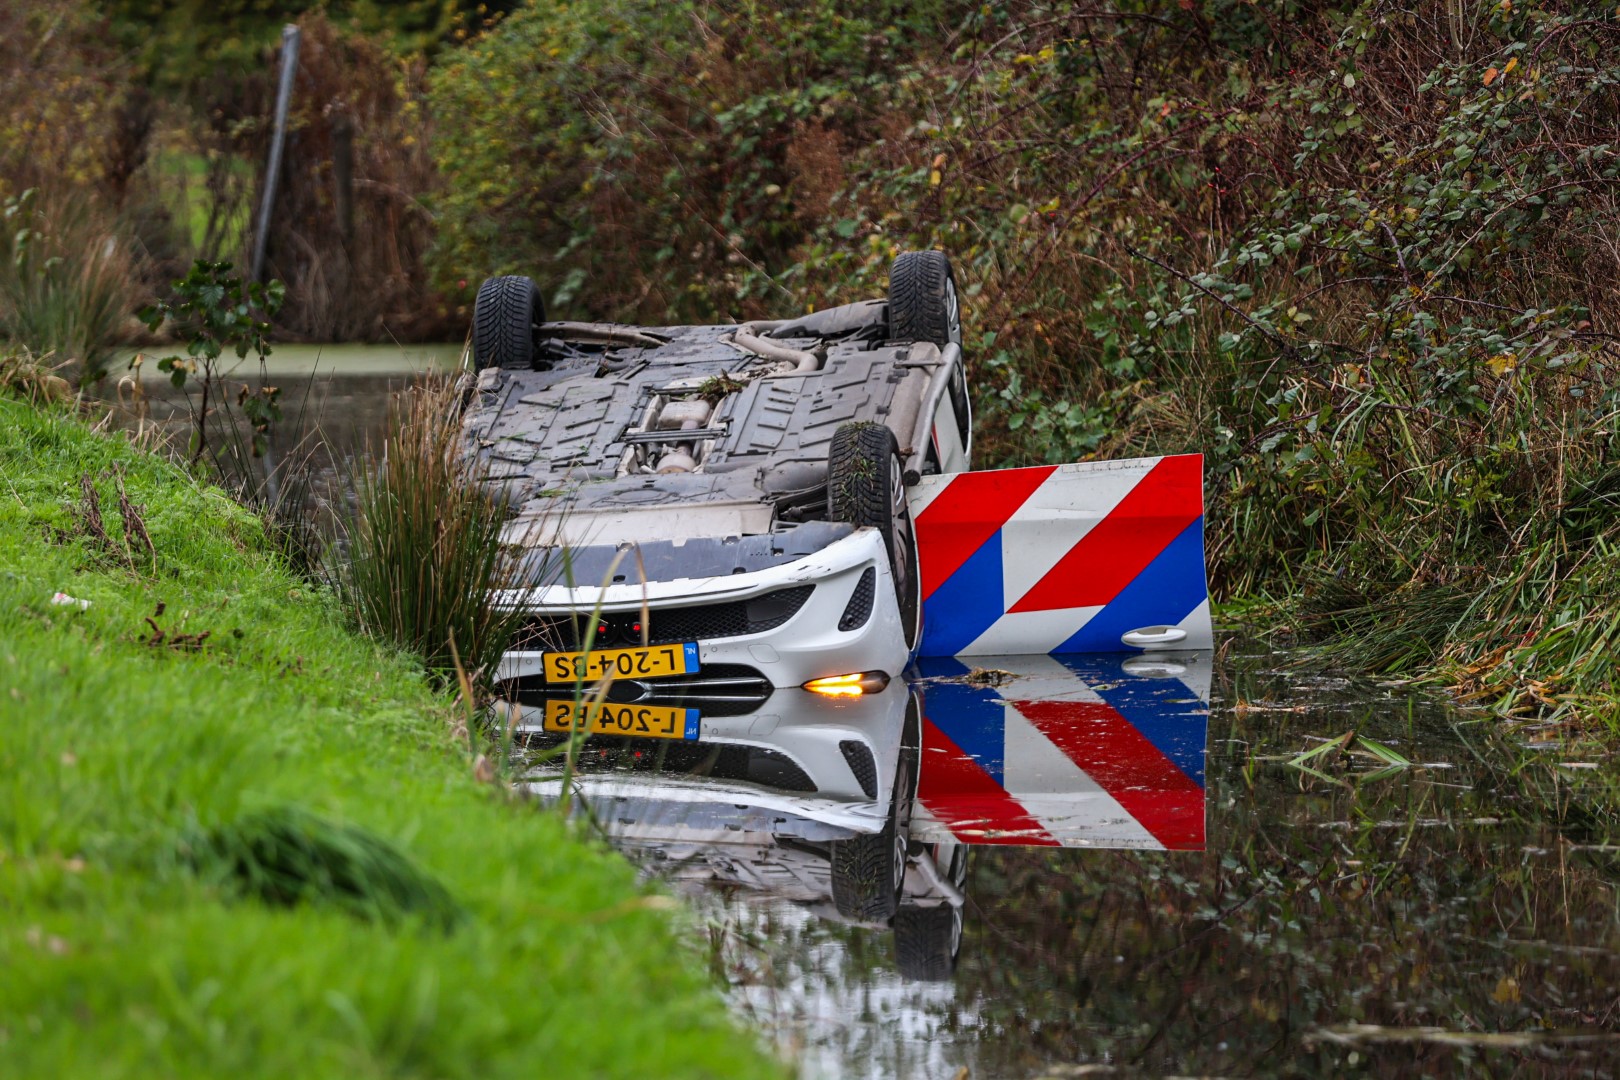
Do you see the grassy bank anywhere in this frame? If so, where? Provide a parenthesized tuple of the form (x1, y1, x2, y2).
(0, 395, 780, 1079)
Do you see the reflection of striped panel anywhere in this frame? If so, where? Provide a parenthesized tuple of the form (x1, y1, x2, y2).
(909, 455, 1212, 656)
(910, 654, 1209, 851)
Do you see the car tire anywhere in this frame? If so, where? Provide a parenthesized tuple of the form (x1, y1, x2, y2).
(828, 421, 920, 649)
(830, 693, 920, 922)
(887, 251, 962, 348)
(893, 903, 962, 981)
(471, 275, 545, 370)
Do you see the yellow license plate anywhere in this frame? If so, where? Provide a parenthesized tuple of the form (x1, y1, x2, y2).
(542, 699, 699, 741)
(541, 641, 700, 684)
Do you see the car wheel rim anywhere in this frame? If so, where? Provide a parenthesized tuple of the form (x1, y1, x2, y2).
(892, 750, 914, 894)
(888, 451, 920, 647)
(944, 277, 962, 348)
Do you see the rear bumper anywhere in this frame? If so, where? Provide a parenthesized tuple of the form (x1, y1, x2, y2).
(493, 527, 909, 691)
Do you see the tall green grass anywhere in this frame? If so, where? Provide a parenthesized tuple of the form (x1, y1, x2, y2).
(185, 805, 465, 930)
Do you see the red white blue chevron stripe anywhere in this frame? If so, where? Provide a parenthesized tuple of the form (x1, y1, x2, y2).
(910, 653, 1209, 851)
(908, 454, 1212, 656)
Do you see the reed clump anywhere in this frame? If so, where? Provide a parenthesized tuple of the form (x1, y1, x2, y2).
(0, 190, 144, 382)
(342, 378, 528, 690)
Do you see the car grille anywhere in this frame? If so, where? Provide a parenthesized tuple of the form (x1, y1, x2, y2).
(512, 585, 814, 651)
(839, 739, 879, 799)
(503, 663, 774, 718)
(838, 567, 876, 631)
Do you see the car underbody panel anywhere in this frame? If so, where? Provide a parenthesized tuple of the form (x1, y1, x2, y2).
(460, 298, 948, 686)
(457, 308, 942, 553)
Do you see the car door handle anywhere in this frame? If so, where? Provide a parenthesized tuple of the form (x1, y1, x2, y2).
(1121, 625, 1188, 649)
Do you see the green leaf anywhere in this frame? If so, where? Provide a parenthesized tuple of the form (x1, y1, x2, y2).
(1354, 736, 1413, 767)
(1288, 731, 1354, 767)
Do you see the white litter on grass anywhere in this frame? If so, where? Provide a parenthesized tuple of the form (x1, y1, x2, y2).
(50, 592, 90, 610)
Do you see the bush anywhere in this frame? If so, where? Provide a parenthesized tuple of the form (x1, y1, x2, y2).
(428, 0, 961, 319)
(0, 0, 137, 198)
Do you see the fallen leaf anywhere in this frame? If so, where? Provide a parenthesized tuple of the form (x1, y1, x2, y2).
(1483, 67, 1500, 86)
(965, 667, 1014, 687)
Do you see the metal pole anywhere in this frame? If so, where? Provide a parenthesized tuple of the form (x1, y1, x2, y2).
(251, 24, 301, 283)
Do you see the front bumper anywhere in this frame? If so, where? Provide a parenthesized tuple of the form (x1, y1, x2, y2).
(515, 673, 916, 811)
(493, 527, 909, 692)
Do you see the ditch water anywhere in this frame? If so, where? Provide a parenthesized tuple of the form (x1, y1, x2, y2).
(99, 363, 1620, 1077)
(103, 343, 460, 461)
(528, 645, 1620, 1079)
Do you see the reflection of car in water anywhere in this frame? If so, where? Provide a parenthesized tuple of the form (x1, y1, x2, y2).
(516, 677, 967, 978)
(514, 654, 1210, 982)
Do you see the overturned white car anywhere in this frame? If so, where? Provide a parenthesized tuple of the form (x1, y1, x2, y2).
(458, 251, 970, 728)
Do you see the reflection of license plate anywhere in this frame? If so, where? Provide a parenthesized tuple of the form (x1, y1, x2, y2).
(542, 699, 699, 741)
(542, 642, 699, 684)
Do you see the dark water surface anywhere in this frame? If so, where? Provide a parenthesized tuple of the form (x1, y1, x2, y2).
(672, 647, 1620, 1079)
(93, 351, 451, 531)
(100, 346, 449, 460)
(102, 367, 1620, 1077)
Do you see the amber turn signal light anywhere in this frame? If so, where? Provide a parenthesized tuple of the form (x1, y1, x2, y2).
(802, 671, 891, 697)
